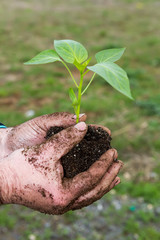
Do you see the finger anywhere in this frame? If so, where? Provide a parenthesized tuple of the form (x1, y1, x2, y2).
(62, 177, 121, 214)
(7, 112, 87, 151)
(72, 162, 123, 210)
(72, 176, 120, 210)
(31, 112, 87, 131)
(26, 122, 88, 166)
(64, 148, 117, 202)
(89, 124, 111, 136)
(71, 161, 123, 210)
(107, 176, 120, 191)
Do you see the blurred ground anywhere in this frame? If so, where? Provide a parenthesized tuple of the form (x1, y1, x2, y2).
(0, 0, 160, 239)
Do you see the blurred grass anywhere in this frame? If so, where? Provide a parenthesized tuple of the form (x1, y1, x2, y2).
(0, 0, 160, 239)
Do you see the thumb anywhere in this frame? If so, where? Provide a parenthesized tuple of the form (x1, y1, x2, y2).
(26, 122, 88, 167)
(27, 112, 86, 133)
(7, 112, 86, 151)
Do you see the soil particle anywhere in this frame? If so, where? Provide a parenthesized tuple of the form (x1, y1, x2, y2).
(11, 195, 23, 203)
(28, 157, 37, 164)
(45, 125, 112, 178)
(38, 187, 46, 198)
(45, 126, 65, 138)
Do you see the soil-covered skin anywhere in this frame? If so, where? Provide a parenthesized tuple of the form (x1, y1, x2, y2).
(45, 125, 112, 178)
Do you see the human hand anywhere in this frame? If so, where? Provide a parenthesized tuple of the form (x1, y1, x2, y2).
(0, 122, 123, 214)
(0, 112, 86, 159)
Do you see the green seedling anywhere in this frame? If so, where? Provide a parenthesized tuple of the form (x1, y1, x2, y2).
(24, 39, 133, 123)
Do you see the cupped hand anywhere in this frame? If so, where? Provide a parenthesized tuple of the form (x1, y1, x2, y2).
(0, 122, 123, 214)
(0, 112, 86, 159)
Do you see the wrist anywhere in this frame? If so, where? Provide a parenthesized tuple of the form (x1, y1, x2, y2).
(0, 128, 13, 159)
(0, 160, 12, 205)
(0, 149, 27, 206)
(0, 152, 22, 205)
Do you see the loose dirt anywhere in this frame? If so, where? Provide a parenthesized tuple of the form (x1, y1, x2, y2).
(45, 125, 112, 178)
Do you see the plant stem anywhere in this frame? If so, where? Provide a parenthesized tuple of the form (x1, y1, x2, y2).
(76, 72, 83, 123)
(83, 69, 90, 76)
(81, 73, 96, 95)
(62, 61, 78, 88)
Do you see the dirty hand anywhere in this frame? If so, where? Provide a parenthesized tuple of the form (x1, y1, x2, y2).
(0, 112, 86, 159)
(0, 122, 123, 214)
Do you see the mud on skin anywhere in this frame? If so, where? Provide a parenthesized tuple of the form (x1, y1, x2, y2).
(45, 125, 112, 178)
(16, 124, 116, 215)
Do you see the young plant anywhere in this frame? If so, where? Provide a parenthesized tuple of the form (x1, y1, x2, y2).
(24, 39, 133, 123)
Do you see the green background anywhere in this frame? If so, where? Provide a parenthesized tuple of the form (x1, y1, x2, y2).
(0, 0, 160, 239)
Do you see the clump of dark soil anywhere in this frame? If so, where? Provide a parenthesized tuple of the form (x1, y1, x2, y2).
(45, 125, 112, 178)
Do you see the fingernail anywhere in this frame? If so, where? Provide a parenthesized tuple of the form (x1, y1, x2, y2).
(72, 113, 85, 119)
(110, 149, 118, 160)
(75, 122, 86, 131)
(109, 149, 115, 157)
(115, 179, 120, 186)
(114, 158, 119, 163)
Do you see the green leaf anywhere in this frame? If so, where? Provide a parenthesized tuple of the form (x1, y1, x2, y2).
(24, 50, 61, 65)
(73, 59, 85, 72)
(54, 39, 88, 64)
(95, 48, 125, 63)
(88, 62, 133, 100)
(69, 88, 78, 105)
(82, 57, 92, 68)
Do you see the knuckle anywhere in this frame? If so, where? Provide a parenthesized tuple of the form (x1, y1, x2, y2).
(107, 148, 118, 159)
(58, 198, 69, 208)
(118, 160, 124, 166)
